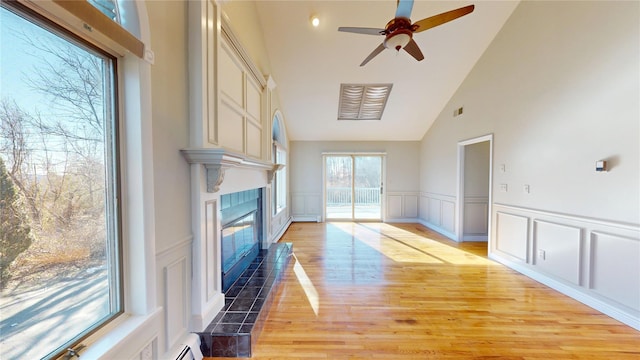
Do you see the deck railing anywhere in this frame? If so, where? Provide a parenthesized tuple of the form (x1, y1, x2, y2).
(327, 187, 380, 206)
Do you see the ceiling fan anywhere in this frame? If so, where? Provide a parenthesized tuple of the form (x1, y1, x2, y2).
(338, 0, 475, 66)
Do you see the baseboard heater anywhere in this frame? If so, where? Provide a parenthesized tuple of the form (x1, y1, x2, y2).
(175, 346, 195, 360)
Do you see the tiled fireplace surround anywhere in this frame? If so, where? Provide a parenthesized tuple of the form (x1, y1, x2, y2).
(197, 242, 292, 357)
(181, 149, 291, 357)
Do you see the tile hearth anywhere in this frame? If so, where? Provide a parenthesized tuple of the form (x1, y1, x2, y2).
(197, 242, 293, 358)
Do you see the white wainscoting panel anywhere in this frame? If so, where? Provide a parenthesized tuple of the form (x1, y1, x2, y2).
(270, 209, 291, 244)
(419, 193, 457, 240)
(590, 232, 640, 311)
(306, 194, 321, 216)
(246, 78, 261, 120)
(291, 192, 322, 221)
(463, 198, 488, 236)
(534, 220, 582, 285)
(404, 195, 418, 218)
(218, 102, 244, 152)
(219, 45, 243, 107)
(419, 194, 429, 221)
(292, 194, 305, 215)
(246, 121, 261, 158)
(378, 192, 419, 221)
(156, 235, 193, 353)
(205, 200, 217, 300)
(495, 212, 529, 262)
(387, 195, 403, 219)
(164, 257, 188, 351)
(491, 203, 640, 330)
(217, 33, 265, 161)
(441, 200, 455, 234)
(428, 198, 441, 226)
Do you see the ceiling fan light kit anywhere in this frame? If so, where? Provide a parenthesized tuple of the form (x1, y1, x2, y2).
(338, 0, 475, 66)
(384, 28, 411, 51)
(310, 15, 320, 28)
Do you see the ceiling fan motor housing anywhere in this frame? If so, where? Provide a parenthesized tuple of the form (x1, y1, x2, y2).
(383, 18, 414, 51)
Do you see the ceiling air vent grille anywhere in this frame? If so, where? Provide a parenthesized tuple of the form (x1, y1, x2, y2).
(338, 83, 393, 120)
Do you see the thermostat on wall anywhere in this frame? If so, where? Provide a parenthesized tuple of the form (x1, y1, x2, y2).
(596, 160, 607, 172)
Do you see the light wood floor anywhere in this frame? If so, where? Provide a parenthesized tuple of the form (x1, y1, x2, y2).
(208, 222, 639, 359)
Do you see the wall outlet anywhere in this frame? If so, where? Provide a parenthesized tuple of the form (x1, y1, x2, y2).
(524, 184, 530, 193)
(537, 249, 546, 260)
(500, 184, 508, 192)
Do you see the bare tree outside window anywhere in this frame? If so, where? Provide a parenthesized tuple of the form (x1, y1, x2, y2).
(0, 5, 120, 359)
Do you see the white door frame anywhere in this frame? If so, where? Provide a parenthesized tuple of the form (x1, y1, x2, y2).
(456, 134, 493, 242)
(322, 152, 386, 222)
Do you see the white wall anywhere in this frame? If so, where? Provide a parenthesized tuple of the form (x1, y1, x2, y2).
(421, 1, 639, 224)
(146, 1, 196, 356)
(290, 141, 420, 221)
(148, 2, 192, 253)
(419, 1, 639, 329)
(220, 1, 273, 77)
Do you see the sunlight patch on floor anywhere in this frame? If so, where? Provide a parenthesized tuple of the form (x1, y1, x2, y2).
(332, 222, 497, 266)
(292, 254, 320, 316)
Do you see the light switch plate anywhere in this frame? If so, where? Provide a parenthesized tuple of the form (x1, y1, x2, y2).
(538, 249, 545, 260)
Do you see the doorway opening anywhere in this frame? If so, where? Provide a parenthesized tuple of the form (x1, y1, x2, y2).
(456, 134, 493, 243)
(324, 154, 384, 221)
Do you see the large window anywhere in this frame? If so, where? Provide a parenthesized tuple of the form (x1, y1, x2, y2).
(274, 144, 287, 214)
(272, 112, 287, 215)
(0, 4, 121, 359)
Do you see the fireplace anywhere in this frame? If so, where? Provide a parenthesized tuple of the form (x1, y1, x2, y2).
(220, 188, 263, 292)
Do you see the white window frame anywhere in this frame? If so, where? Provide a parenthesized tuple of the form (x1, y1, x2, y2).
(272, 111, 287, 216)
(5, 1, 160, 359)
(273, 142, 287, 215)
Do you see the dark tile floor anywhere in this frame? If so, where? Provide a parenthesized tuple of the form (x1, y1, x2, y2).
(198, 242, 293, 358)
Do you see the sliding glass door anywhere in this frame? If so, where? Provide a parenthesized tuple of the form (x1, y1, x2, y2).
(325, 155, 383, 221)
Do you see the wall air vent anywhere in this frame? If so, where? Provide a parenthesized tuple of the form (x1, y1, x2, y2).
(338, 83, 393, 120)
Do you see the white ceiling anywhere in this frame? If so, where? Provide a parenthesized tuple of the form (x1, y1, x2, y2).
(253, 1, 519, 141)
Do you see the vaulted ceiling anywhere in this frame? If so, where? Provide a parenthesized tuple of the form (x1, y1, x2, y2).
(251, 1, 519, 141)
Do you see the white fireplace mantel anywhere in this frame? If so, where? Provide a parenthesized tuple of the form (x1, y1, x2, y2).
(181, 148, 279, 193)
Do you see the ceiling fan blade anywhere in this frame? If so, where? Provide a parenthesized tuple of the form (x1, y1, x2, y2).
(395, 0, 414, 19)
(360, 43, 386, 67)
(403, 38, 424, 61)
(338, 27, 385, 35)
(413, 4, 475, 33)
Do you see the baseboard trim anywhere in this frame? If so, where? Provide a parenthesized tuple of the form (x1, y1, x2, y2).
(272, 217, 293, 243)
(462, 234, 488, 242)
(384, 218, 420, 224)
(292, 215, 321, 222)
(418, 219, 458, 241)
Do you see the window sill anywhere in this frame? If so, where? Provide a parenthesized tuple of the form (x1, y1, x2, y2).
(78, 308, 162, 359)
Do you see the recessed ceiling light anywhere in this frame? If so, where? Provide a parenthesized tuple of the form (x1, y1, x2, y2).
(310, 15, 320, 27)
